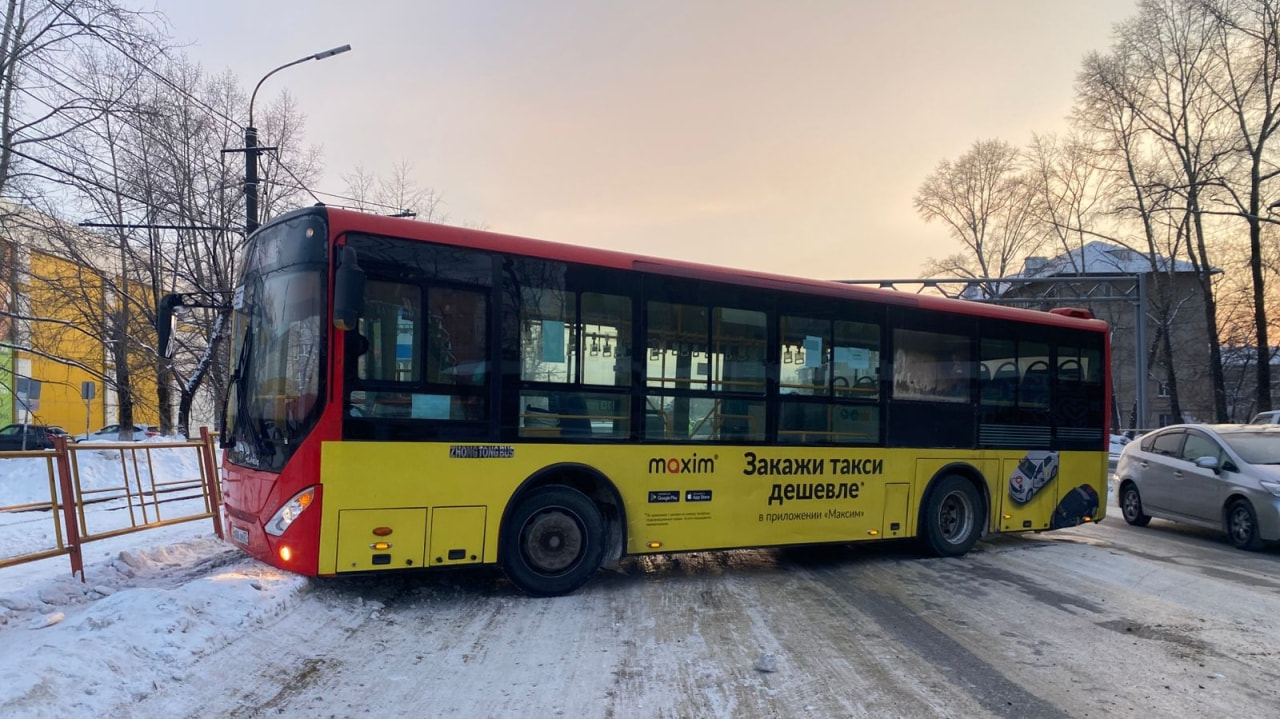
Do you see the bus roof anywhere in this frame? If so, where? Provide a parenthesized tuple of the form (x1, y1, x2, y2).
(308, 206, 1108, 333)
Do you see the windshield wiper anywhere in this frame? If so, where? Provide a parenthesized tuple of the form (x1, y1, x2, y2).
(227, 326, 274, 465)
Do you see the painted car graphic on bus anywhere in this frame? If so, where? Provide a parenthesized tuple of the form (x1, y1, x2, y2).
(1008, 450, 1059, 504)
(1050, 483, 1099, 529)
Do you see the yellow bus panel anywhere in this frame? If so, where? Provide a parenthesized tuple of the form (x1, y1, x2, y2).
(317, 441, 1107, 575)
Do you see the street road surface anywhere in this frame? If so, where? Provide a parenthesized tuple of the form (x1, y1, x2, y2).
(125, 500, 1280, 718)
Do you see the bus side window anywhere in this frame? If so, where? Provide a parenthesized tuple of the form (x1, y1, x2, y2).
(892, 329, 970, 403)
(427, 289, 488, 387)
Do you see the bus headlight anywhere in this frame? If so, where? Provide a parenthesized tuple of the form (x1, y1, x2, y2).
(265, 487, 316, 536)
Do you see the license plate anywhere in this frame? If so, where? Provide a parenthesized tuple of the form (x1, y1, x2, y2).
(231, 526, 249, 545)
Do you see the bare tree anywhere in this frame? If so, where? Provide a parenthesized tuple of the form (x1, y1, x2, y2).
(1025, 132, 1122, 265)
(126, 59, 242, 435)
(1201, 0, 1280, 414)
(0, 1, 169, 435)
(915, 139, 1047, 293)
(1087, 0, 1232, 421)
(0, 0, 163, 203)
(1075, 45, 1190, 426)
(254, 89, 322, 224)
(342, 159, 446, 221)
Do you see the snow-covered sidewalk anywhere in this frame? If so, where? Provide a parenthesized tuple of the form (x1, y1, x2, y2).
(0, 522, 306, 719)
(0, 442, 307, 719)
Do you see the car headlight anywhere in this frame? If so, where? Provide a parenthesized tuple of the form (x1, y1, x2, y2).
(264, 487, 316, 537)
(1259, 480, 1280, 497)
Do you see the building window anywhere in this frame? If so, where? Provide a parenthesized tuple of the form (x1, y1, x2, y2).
(1156, 381, 1169, 398)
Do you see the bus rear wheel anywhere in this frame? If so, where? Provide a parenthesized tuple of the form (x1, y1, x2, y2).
(501, 486, 605, 597)
(920, 475, 983, 557)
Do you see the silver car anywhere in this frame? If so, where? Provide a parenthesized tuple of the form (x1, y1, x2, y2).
(1115, 424, 1280, 550)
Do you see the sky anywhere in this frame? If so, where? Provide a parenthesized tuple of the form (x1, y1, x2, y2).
(156, 1, 1138, 281)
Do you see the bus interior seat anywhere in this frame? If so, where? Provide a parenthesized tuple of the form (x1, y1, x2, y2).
(524, 404, 554, 420)
(1021, 361, 1051, 405)
(987, 361, 1019, 403)
(718, 415, 751, 442)
(523, 405, 559, 434)
(557, 395, 592, 437)
(1059, 359, 1082, 383)
(645, 410, 668, 439)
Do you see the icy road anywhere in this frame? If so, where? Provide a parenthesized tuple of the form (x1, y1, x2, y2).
(4, 502, 1280, 719)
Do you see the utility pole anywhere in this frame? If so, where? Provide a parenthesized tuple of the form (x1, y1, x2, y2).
(235, 44, 351, 236)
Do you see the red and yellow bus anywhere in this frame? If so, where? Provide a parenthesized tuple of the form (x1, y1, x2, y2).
(170, 206, 1110, 596)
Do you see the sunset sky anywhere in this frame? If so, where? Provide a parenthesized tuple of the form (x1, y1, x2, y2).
(161, 1, 1137, 280)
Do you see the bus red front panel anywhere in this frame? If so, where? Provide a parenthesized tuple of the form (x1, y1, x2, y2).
(222, 455, 324, 576)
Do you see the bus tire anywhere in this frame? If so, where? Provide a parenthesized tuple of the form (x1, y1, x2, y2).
(501, 485, 605, 597)
(920, 475, 983, 557)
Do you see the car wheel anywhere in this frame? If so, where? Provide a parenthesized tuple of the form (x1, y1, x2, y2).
(500, 486, 605, 597)
(920, 475, 984, 557)
(1120, 483, 1151, 527)
(1226, 499, 1264, 551)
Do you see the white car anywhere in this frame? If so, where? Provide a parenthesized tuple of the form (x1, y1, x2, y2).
(1008, 450, 1059, 504)
(1251, 410, 1280, 425)
(1108, 434, 1132, 474)
(75, 423, 160, 442)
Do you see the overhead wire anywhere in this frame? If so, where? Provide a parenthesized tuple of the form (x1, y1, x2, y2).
(50, 0, 244, 130)
(27, 3, 412, 229)
(267, 178, 411, 214)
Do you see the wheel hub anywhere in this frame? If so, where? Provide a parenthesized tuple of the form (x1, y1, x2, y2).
(1231, 508, 1253, 541)
(1123, 492, 1138, 519)
(522, 509, 583, 573)
(939, 491, 972, 541)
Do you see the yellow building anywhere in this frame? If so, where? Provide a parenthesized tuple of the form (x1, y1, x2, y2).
(14, 248, 108, 433)
(1, 212, 159, 434)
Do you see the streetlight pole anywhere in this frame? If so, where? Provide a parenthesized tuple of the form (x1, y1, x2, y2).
(243, 44, 351, 235)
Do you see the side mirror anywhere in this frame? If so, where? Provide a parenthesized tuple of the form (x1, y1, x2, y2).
(333, 245, 365, 331)
(1194, 455, 1220, 471)
(157, 293, 184, 357)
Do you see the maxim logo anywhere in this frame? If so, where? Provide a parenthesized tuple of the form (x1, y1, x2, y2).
(648, 454, 716, 475)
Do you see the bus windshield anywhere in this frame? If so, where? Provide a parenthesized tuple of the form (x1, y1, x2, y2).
(225, 214, 328, 472)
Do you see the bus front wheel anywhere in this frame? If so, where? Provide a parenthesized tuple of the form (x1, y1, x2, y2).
(501, 486, 606, 597)
(920, 475, 983, 557)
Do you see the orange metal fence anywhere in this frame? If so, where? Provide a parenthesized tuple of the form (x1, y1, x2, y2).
(0, 427, 223, 579)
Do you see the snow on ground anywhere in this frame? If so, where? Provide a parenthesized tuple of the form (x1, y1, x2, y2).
(0, 444, 303, 719)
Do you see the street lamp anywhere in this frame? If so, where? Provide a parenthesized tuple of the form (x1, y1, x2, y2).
(244, 44, 351, 235)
